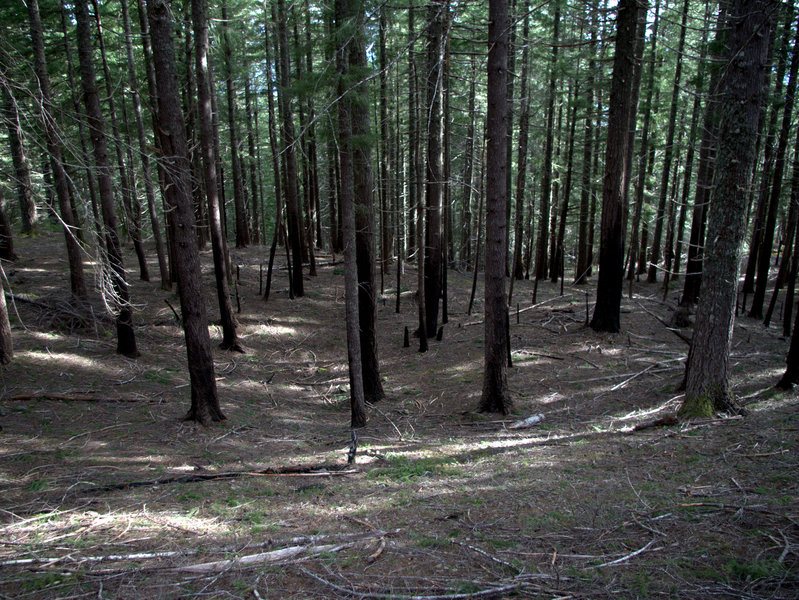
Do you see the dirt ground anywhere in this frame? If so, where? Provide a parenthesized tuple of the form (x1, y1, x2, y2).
(0, 231, 797, 599)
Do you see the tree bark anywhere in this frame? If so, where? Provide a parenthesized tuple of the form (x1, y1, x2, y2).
(27, 0, 88, 300)
(74, 0, 138, 357)
(276, 0, 304, 297)
(682, 0, 773, 417)
(191, 0, 242, 352)
(2, 89, 36, 234)
(480, 0, 511, 415)
(589, 0, 640, 333)
(424, 0, 444, 338)
(148, 0, 224, 425)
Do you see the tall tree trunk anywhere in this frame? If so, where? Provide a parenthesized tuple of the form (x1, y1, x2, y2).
(347, 0, 385, 404)
(221, 0, 250, 248)
(647, 0, 689, 284)
(589, 0, 640, 333)
(379, 5, 390, 277)
(480, 0, 511, 414)
(244, 74, 261, 245)
(2, 89, 36, 234)
(510, 2, 530, 294)
(191, 0, 242, 352)
(0, 185, 17, 261)
(424, 0, 444, 338)
(682, 0, 772, 416)
(780, 126, 799, 337)
(27, 0, 87, 300)
(407, 2, 418, 262)
(276, 0, 304, 297)
(628, 0, 661, 282)
(148, 0, 224, 425)
(575, 15, 597, 285)
(749, 7, 798, 319)
(91, 0, 149, 282)
(535, 3, 560, 281)
(742, 10, 789, 296)
(122, 0, 169, 289)
(0, 268, 11, 364)
(335, 0, 367, 428)
(680, 6, 727, 307)
(461, 56, 477, 270)
(74, 0, 137, 357)
(553, 79, 580, 284)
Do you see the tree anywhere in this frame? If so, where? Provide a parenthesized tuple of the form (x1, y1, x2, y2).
(479, 0, 511, 414)
(2, 87, 36, 234)
(423, 0, 444, 338)
(335, 0, 367, 428)
(147, 0, 224, 425)
(0, 185, 17, 261)
(74, 0, 138, 357)
(121, 0, 169, 290)
(681, 0, 773, 417)
(26, 0, 88, 300)
(347, 0, 386, 404)
(190, 0, 243, 352)
(221, 0, 250, 249)
(276, 0, 304, 298)
(0, 264, 11, 364)
(589, 0, 641, 333)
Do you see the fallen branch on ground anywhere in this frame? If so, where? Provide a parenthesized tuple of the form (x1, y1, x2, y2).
(175, 543, 352, 573)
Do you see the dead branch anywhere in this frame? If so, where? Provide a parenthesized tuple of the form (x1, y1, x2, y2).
(79, 464, 358, 493)
(634, 300, 691, 344)
(9, 394, 158, 403)
(174, 543, 352, 573)
(595, 539, 658, 567)
(296, 566, 520, 600)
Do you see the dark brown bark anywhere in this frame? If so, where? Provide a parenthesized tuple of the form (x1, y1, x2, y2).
(28, 0, 87, 300)
(509, 3, 530, 294)
(535, 3, 560, 281)
(575, 16, 597, 285)
(589, 0, 640, 333)
(0, 186, 17, 261)
(2, 89, 36, 234)
(91, 0, 149, 282)
(335, 0, 367, 428)
(479, 0, 511, 415)
(147, 0, 224, 425)
(0, 272, 11, 364)
(347, 0, 385, 404)
(191, 0, 242, 352)
(749, 8, 798, 319)
(74, 0, 137, 357)
(244, 74, 261, 246)
(121, 0, 169, 290)
(682, 0, 773, 416)
(628, 0, 660, 282)
(276, 0, 304, 297)
(424, 1, 444, 337)
(221, 0, 250, 249)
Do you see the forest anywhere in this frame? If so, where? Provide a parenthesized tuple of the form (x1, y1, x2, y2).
(0, 0, 797, 597)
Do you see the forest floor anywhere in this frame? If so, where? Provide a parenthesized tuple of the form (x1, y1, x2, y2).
(0, 231, 797, 600)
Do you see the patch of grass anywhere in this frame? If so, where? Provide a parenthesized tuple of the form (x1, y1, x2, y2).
(26, 479, 48, 492)
(367, 454, 462, 482)
(724, 558, 784, 582)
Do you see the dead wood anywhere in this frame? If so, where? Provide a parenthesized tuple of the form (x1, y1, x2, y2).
(174, 542, 352, 573)
(79, 464, 358, 493)
(632, 416, 679, 431)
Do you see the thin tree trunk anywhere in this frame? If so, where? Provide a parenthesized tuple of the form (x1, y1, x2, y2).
(0, 271, 11, 364)
(91, 0, 149, 282)
(191, 0, 242, 352)
(750, 8, 798, 319)
(336, 0, 366, 428)
(276, 0, 304, 297)
(0, 186, 17, 261)
(148, 0, 224, 425)
(424, 0, 444, 338)
(2, 90, 36, 234)
(74, 0, 137, 357)
(28, 0, 87, 300)
(244, 74, 261, 245)
(535, 3, 560, 281)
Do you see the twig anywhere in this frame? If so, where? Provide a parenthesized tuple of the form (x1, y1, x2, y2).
(175, 543, 351, 573)
(595, 539, 657, 567)
(297, 566, 519, 600)
(610, 364, 657, 391)
(9, 394, 157, 403)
